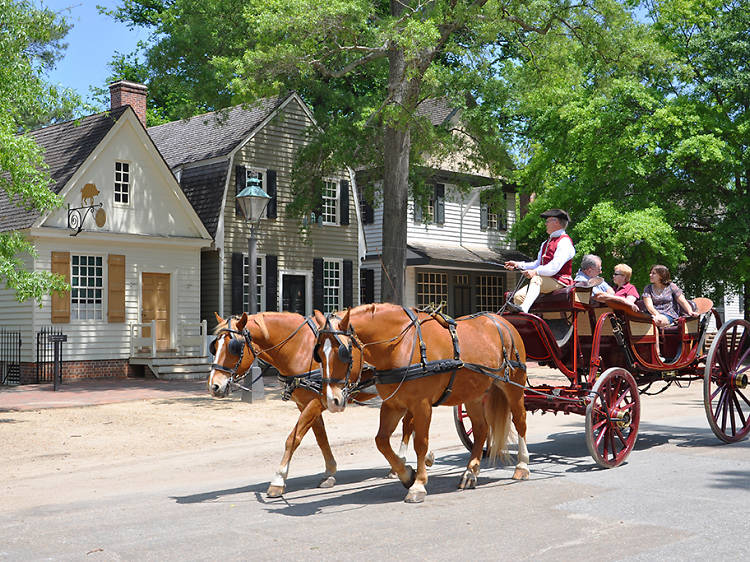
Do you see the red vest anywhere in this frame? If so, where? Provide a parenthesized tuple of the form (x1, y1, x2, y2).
(541, 234, 573, 285)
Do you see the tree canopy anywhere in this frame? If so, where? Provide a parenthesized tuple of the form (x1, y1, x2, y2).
(0, 0, 76, 302)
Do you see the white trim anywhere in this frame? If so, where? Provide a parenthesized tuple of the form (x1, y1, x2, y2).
(321, 178, 340, 226)
(137, 267, 177, 350)
(322, 257, 344, 313)
(29, 227, 210, 248)
(113, 159, 132, 208)
(69, 253, 106, 322)
(347, 166, 367, 261)
(278, 269, 313, 315)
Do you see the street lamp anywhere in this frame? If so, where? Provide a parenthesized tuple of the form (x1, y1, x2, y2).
(236, 176, 271, 315)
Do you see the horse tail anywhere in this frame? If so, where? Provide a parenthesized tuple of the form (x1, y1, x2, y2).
(485, 384, 513, 465)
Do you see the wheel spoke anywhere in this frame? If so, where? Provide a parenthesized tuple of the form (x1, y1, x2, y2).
(720, 387, 729, 431)
(737, 388, 750, 409)
(613, 424, 628, 448)
(730, 391, 747, 429)
(728, 390, 736, 436)
(730, 329, 748, 367)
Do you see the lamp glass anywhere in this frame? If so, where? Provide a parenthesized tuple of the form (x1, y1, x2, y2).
(236, 178, 271, 222)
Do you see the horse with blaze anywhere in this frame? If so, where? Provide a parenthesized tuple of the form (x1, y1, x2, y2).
(208, 311, 430, 497)
(315, 303, 529, 503)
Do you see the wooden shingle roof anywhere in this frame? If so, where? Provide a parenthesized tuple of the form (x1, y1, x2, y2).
(0, 106, 128, 232)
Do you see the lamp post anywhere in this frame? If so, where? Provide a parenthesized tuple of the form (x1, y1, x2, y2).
(236, 176, 271, 315)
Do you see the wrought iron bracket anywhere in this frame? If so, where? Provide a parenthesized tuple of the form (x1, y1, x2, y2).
(67, 203, 103, 236)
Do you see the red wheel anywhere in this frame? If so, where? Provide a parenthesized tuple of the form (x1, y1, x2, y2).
(704, 319, 750, 443)
(585, 367, 640, 468)
(453, 404, 487, 455)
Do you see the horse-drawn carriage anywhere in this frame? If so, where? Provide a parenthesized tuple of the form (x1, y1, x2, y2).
(454, 284, 750, 467)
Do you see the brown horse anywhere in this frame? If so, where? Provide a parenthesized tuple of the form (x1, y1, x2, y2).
(208, 311, 430, 497)
(314, 303, 529, 503)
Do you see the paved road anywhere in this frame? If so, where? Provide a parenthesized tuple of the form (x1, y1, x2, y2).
(2, 381, 748, 561)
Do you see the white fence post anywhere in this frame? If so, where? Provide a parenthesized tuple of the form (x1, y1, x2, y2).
(151, 320, 157, 357)
(201, 319, 208, 357)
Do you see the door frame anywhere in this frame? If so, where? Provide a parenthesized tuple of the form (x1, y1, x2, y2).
(278, 269, 312, 315)
(139, 268, 176, 350)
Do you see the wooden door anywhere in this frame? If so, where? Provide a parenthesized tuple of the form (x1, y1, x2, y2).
(282, 275, 306, 314)
(142, 273, 170, 351)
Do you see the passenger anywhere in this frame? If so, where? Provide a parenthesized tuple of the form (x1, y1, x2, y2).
(612, 263, 639, 305)
(575, 255, 640, 313)
(504, 209, 575, 313)
(642, 265, 698, 327)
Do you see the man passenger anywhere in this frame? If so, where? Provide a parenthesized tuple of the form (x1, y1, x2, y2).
(576, 254, 639, 312)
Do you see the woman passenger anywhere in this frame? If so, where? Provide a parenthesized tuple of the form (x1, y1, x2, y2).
(642, 265, 698, 328)
(612, 263, 639, 305)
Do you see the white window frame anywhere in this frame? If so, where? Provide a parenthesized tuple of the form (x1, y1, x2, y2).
(114, 160, 131, 206)
(323, 258, 343, 313)
(70, 254, 105, 321)
(476, 274, 505, 311)
(416, 271, 447, 309)
(321, 179, 339, 226)
(237, 168, 267, 219)
(242, 253, 265, 312)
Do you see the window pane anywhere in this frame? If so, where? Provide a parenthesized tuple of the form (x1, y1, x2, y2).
(416, 272, 447, 309)
(323, 260, 341, 313)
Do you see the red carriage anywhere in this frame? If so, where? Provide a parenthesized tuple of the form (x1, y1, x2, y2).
(454, 284, 750, 467)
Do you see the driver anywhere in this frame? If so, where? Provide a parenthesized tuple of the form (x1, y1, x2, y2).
(504, 209, 575, 313)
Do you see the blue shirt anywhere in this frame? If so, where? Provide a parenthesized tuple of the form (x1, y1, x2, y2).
(575, 270, 612, 296)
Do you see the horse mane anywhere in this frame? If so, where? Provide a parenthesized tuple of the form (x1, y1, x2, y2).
(253, 313, 270, 340)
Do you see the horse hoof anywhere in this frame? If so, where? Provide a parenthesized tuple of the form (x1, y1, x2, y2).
(458, 471, 477, 490)
(404, 489, 426, 503)
(425, 451, 435, 467)
(266, 485, 285, 497)
(400, 465, 416, 489)
(512, 467, 530, 481)
(318, 476, 336, 488)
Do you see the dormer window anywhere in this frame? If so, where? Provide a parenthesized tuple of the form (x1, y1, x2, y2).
(114, 161, 130, 205)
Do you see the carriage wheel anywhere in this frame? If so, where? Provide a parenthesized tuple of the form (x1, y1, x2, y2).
(703, 319, 750, 443)
(453, 404, 488, 456)
(585, 367, 640, 468)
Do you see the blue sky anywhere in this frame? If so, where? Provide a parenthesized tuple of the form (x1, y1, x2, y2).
(43, 1, 150, 109)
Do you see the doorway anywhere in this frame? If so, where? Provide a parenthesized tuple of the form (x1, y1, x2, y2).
(142, 272, 170, 351)
(282, 275, 306, 314)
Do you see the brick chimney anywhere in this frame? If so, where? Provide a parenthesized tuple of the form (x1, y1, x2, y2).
(109, 81, 148, 127)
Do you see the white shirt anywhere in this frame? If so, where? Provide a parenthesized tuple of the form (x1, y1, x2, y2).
(516, 229, 576, 277)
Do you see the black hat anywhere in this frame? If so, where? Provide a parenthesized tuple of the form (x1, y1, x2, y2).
(540, 208, 570, 222)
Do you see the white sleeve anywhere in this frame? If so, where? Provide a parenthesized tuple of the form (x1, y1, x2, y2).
(533, 237, 575, 277)
(516, 243, 544, 270)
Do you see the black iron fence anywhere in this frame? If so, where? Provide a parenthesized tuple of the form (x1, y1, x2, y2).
(37, 326, 64, 384)
(0, 327, 21, 385)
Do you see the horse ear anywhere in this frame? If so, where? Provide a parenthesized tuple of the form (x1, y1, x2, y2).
(313, 309, 326, 327)
(340, 308, 352, 330)
(215, 312, 224, 325)
(236, 312, 248, 330)
(253, 314, 269, 339)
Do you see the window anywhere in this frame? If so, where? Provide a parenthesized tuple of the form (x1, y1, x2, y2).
(242, 254, 264, 311)
(487, 211, 499, 230)
(323, 259, 341, 313)
(416, 272, 447, 309)
(476, 274, 505, 311)
(322, 180, 339, 224)
(236, 169, 265, 217)
(71, 255, 103, 320)
(114, 161, 130, 204)
(245, 169, 265, 191)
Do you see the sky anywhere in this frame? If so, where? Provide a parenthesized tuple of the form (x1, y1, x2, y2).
(43, 1, 150, 109)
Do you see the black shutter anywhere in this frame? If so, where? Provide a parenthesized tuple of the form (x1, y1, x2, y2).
(266, 170, 277, 219)
(435, 183, 445, 225)
(265, 254, 278, 311)
(339, 180, 349, 225)
(362, 198, 374, 224)
(480, 203, 488, 231)
(361, 268, 374, 304)
(343, 259, 353, 308)
(235, 165, 246, 216)
(231, 252, 244, 314)
(313, 258, 324, 311)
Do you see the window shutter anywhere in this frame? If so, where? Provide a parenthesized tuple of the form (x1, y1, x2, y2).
(266, 170, 277, 219)
(361, 198, 374, 225)
(435, 183, 445, 225)
(51, 251, 70, 323)
(235, 165, 246, 216)
(265, 254, 278, 311)
(343, 259, 353, 308)
(231, 252, 244, 314)
(107, 254, 126, 322)
(413, 200, 422, 223)
(339, 180, 349, 225)
(361, 268, 374, 304)
(480, 203, 489, 231)
(313, 258, 324, 311)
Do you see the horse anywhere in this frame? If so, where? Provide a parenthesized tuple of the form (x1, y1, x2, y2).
(313, 303, 529, 503)
(208, 311, 432, 497)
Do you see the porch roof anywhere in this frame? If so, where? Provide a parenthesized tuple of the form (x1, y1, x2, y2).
(406, 242, 529, 270)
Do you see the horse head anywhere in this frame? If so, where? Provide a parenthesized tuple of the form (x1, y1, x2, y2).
(314, 309, 364, 413)
(208, 312, 256, 397)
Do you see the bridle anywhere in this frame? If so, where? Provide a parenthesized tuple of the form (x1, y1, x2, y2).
(314, 315, 364, 403)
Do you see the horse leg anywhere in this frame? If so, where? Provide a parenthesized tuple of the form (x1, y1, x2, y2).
(404, 401, 433, 503)
(388, 412, 434, 478)
(375, 405, 414, 488)
(459, 398, 488, 490)
(267, 398, 329, 497)
(506, 381, 530, 481)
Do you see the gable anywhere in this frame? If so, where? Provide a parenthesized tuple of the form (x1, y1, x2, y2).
(40, 112, 210, 240)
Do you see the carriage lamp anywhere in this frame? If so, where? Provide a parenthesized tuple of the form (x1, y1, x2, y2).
(236, 177, 271, 315)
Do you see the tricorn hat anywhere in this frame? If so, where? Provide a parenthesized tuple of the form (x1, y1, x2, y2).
(540, 208, 570, 222)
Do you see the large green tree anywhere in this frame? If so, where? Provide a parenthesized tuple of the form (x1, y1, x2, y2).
(0, 0, 75, 302)
(108, 0, 634, 304)
(509, 0, 749, 316)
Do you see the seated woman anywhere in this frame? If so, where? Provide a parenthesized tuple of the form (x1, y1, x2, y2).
(642, 264, 698, 328)
(612, 263, 639, 304)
